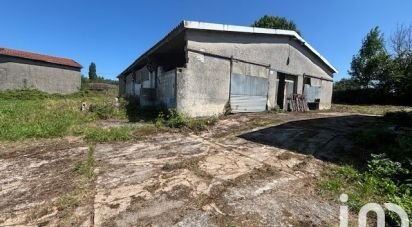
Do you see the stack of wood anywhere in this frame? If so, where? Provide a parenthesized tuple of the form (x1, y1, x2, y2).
(287, 94, 309, 112)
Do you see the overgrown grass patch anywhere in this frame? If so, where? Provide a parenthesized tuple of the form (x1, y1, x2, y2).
(319, 164, 411, 225)
(84, 127, 133, 143)
(0, 89, 128, 141)
(0, 100, 95, 141)
(319, 113, 412, 225)
(74, 147, 96, 179)
(331, 104, 411, 115)
(155, 109, 217, 132)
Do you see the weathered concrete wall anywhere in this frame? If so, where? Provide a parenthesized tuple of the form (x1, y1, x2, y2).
(268, 70, 279, 109)
(319, 80, 333, 109)
(0, 56, 80, 94)
(302, 77, 332, 109)
(121, 66, 152, 98)
(186, 30, 334, 79)
(157, 69, 176, 108)
(124, 73, 134, 97)
(119, 77, 126, 97)
(176, 52, 231, 117)
(185, 30, 334, 111)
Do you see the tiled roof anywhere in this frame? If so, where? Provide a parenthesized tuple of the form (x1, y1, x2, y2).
(0, 47, 82, 68)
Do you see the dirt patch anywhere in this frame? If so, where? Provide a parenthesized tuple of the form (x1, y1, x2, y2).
(1, 112, 376, 226)
(0, 138, 94, 226)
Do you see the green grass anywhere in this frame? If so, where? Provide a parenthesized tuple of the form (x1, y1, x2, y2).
(319, 164, 411, 225)
(0, 90, 218, 142)
(74, 147, 96, 179)
(83, 127, 132, 143)
(155, 109, 217, 132)
(319, 113, 412, 226)
(0, 89, 128, 141)
(331, 104, 411, 115)
(0, 99, 95, 140)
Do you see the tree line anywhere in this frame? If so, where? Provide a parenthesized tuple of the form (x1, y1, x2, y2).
(334, 25, 412, 105)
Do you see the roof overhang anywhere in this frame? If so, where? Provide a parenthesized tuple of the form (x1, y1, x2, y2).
(118, 20, 338, 78)
(183, 21, 338, 74)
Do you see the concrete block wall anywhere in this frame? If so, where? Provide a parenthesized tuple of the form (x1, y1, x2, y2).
(157, 69, 177, 108)
(0, 57, 80, 94)
(268, 70, 279, 109)
(185, 30, 334, 111)
(186, 30, 334, 80)
(120, 66, 152, 98)
(176, 51, 231, 117)
(319, 80, 333, 109)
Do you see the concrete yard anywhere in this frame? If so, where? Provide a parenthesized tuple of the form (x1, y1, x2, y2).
(0, 112, 377, 226)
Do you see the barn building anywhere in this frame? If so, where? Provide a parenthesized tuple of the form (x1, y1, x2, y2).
(118, 21, 337, 117)
(0, 47, 82, 94)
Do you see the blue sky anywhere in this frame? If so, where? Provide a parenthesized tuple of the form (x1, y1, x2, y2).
(1, 0, 411, 81)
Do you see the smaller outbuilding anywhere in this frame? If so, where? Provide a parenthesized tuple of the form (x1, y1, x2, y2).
(0, 47, 82, 94)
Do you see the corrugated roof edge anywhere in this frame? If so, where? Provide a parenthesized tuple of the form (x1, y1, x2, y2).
(0, 47, 82, 69)
(118, 20, 337, 78)
(183, 21, 337, 74)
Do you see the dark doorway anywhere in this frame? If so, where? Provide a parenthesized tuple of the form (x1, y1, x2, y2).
(276, 73, 297, 110)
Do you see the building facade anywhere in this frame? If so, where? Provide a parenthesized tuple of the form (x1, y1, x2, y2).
(0, 48, 82, 94)
(118, 21, 337, 117)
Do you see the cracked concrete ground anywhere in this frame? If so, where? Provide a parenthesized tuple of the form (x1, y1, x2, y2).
(0, 112, 377, 226)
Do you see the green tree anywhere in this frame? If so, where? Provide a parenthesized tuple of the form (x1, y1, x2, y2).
(252, 15, 301, 36)
(349, 27, 391, 88)
(333, 78, 360, 91)
(391, 24, 412, 98)
(88, 62, 97, 81)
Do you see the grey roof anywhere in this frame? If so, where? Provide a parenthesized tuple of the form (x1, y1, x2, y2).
(119, 20, 337, 77)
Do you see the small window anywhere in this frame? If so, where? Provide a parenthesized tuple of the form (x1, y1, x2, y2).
(304, 77, 311, 85)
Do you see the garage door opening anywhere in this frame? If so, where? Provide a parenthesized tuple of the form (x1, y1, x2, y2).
(230, 61, 269, 113)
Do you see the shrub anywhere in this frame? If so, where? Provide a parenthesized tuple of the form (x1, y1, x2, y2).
(367, 154, 407, 179)
(90, 103, 116, 120)
(333, 88, 412, 106)
(155, 109, 216, 131)
(125, 98, 163, 122)
(321, 123, 412, 226)
(384, 111, 412, 127)
(352, 126, 395, 149)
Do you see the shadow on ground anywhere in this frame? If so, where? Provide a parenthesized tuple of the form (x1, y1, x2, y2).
(239, 115, 379, 164)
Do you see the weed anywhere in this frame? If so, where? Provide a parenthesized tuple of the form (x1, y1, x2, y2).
(155, 109, 217, 132)
(320, 116, 412, 226)
(0, 100, 94, 141)
(224, 100, 232, 116)
(74, 147, 96, 179)
(0, 89, 127, 141)
(270, 105, 283, 113)
(162, 157, 212, 179)
(90, 103, 116, 120)
(84, 127, 132, 143)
